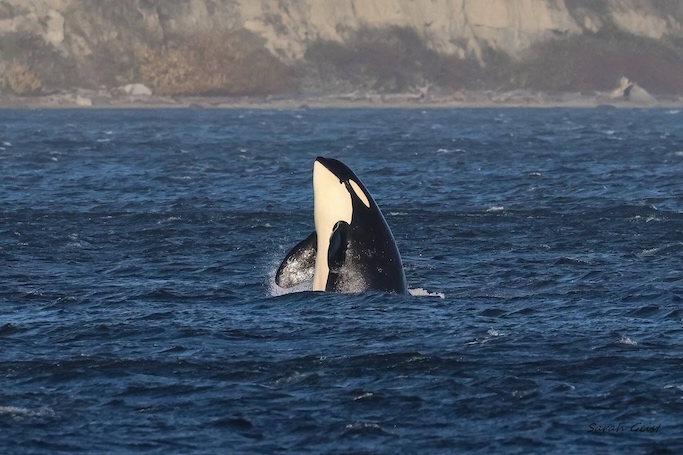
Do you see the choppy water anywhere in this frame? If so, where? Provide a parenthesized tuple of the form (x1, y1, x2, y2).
(1, 108, 682, 454)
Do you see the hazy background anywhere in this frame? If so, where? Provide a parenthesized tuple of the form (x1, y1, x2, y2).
(1, 0, 682, 97)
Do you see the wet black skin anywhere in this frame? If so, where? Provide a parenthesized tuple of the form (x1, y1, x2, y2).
(276, 157, 407, 294)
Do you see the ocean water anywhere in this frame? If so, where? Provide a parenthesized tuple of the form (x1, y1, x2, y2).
(1, 107, 682, 454)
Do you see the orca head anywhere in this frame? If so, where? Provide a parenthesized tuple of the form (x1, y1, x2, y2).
(312, 157, 372, 291)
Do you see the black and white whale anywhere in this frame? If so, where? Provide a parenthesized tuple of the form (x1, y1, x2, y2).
(276, 157, 407, 294)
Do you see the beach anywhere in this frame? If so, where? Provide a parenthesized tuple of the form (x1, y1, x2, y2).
(3, 89, 682, 110)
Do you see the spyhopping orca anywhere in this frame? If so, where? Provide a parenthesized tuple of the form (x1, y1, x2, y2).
(276, 157, 407, 294)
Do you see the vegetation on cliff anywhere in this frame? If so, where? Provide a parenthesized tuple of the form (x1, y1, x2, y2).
(0, 31, 83, 94)
(508, 29, 683, 94)
(302, 26, 683, 96)
(0, 61, 43, 95)
(136, 30, 295, 96)
(303, 27, 475, 94)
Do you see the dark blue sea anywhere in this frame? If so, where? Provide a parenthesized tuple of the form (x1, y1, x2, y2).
(1, 108, 682, 454)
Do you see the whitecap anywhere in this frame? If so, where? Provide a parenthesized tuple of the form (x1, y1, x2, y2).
(0, 406, 55, 418)
(642, 243, 683, 256)
(487, 206, 505, 212)
(341, 422, 393, 436)
(274, 371, 310, 386)
(157, 216, 181, 224)
(641, 247, 659, 256)
(345, 422, 382, 430)
(465, 328, 507, 346)
(618, 336, 638, 346)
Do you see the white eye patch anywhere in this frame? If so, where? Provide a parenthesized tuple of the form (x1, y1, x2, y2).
(349, 179, 370, 208)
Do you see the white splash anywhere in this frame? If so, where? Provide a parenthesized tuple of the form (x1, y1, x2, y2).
(409, 288, 445, 299)
(266, 258, 312, 297)
(269, 280, 312, 297)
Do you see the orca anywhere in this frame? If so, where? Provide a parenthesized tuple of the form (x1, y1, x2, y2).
(276, 157, 407, 294)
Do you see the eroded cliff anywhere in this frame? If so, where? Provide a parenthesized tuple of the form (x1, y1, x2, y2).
(1, 0, 682, 95)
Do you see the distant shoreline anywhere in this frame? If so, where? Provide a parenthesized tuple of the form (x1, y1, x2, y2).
(2, 90, 683, 110)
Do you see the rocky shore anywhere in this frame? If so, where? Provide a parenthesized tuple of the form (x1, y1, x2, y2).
(2, 88, 681, 110)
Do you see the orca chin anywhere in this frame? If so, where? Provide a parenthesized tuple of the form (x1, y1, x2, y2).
(276, 157, 407, 294)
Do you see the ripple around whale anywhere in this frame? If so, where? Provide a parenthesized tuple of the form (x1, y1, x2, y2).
(1, 108, 682, 453)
